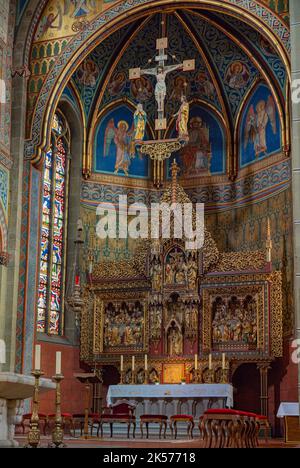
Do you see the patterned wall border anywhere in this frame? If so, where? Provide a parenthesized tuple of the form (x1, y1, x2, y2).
(22, 0, 290, 161)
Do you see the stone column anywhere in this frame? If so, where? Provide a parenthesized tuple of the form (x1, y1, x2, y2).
(290, 0, 300, 418)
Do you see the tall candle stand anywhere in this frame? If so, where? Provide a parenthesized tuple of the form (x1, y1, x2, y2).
(207, 369, 215, 384)
(119, 370, 125, 385)
(131, 370, 136, 385)
(49, 374, 66, 448)
(221, 367, 229, 384)
(26, 370, 43, 448)
(194, 369, 202, 384)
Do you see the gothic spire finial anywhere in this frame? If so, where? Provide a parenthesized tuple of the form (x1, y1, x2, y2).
(171, 159, 179, 204)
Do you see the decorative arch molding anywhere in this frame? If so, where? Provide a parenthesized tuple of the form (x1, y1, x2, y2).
(0, 204, 8, 252)
(22, 0, 291, 169)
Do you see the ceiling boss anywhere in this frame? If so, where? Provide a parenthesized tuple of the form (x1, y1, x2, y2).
(129, 36, 195, 186)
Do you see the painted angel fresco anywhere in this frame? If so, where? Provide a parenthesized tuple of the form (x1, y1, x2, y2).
(244, 95, 277, 158)
(104, 119, 135, 176)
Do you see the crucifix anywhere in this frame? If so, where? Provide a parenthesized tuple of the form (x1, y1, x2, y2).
(129, 37, 195, 131)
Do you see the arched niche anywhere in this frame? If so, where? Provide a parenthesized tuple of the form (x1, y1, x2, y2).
(92, 101, 153, 180)
(166, 103, 227, 179)
(238, 83, 282, 169)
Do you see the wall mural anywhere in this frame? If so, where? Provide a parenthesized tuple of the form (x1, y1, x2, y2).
(168, 104, 225, 178)
(94, 104, 150, 179)
(240, 84, 281, 167)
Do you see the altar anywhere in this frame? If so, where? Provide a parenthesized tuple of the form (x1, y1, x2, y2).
(107, 384, 233, 419)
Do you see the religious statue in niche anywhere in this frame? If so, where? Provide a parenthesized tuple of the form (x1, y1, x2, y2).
(103, 301, 145, 351)
(131, 76, 153, 102)
(225, 61, 250, 89)
(150, 305, 162, 341)
(150, 255, 162, 291)
(165, 248, 188, 286)
(167, 323, 183, 356)
(133, 104, 147, 141)
(77, 59, 99, 87)
(174, 96, 190, 140)
(107, 72, 126, 96)
(212, 295, 258, 347)
(244, 95, 277, 158)
(104, 119, 135, 175)
(180, 116, 212, 176)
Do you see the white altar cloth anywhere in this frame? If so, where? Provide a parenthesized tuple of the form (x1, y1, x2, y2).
(107, 384, 233, 411)
(277, 403, 300, 418)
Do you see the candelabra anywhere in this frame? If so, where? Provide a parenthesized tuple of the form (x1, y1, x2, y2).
(49, 374, 66, 448)
(119, 370, 125, 385)
(207, 369, 215, 384)
(131, 370, 136, 385)
(26, 370, 43, 448)
(194, 369, 202, 384)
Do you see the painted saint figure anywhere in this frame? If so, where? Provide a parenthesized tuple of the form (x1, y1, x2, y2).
(104, 119, 135, 176)
(244, 95, 277, 158)
(133, 104, 147, 141)
(174, 96, 189, 140)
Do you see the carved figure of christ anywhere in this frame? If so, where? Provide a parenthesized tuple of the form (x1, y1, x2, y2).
(140, 64, 183, 114)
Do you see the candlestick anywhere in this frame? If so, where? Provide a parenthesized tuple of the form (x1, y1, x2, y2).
(56, 351, 62, 375)
(49, 374, 65, 448)
(222, 353, 226, 370)
(132, 356, 135, 372)
(120, 355, 124, 372)
(209, 354, 212, 371)
(35, 345, 41, 371)
(195, 354, 198, 371)
(26, 369, 43, 448)
(145, 355, 148, 372)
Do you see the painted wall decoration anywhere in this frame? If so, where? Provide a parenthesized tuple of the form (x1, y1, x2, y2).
(94, 104, 150, 179)
(240, 84, 281, 167)
(0, 165, 8, 212)
(168, 105, 225, 178)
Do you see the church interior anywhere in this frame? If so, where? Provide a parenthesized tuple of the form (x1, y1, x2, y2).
(0, 0, 300, 449)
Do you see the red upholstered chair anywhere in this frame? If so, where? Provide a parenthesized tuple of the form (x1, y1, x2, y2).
(21, 413, 48, 435)
(170, 415, 194, 439)
(93, 401, 136, 439)
(140, 415, 168, 439)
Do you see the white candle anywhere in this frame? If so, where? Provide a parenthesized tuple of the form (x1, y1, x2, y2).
(209, 354, 212, 371)
(120, 355, 124, 372)
(56, 351, 62, 375)
(195, 354, 198, 371)
(145, 355, 148, 371)
(222, 353, 226, 370)
(132, 356, 135, 372)
(35, 345, 41, 371)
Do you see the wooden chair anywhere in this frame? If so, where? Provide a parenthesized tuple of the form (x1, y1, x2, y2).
(170, 415, 194, 439)
(92, 400, 136, 439)
(140, 415, 168, 439)
(72, 413, 100, 437)
(47, 413, 75, 436)
(256, 415, 270, 444)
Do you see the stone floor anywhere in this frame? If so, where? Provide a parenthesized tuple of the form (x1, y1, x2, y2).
(15, 435, 300, 449)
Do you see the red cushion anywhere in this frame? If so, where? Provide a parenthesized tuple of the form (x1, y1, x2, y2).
(236, 411, 257, 418)
(256, 415, 268, 420)
(112, 404, 133, 415)
(205, 409, 239, 415)
(100, 414, 135, 420)
(141, 414, 168, 420)
(171, 415, 194, 421)
(48, 413, 72, 419)
(23, 413, 47, 420)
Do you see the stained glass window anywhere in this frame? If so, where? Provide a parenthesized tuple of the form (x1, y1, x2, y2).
(37, 111, 70, 335)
